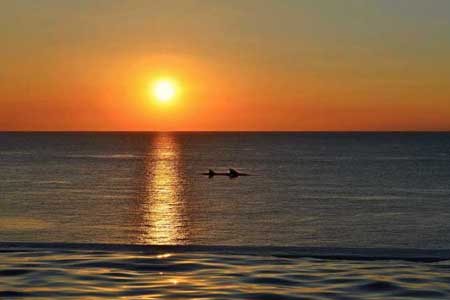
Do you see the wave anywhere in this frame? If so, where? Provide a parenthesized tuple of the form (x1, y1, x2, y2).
(2, 242, 450, 299)
(1, 242, 449, 262)
(63, 154, 144, 160)
(0, 151, 33, 156)
(35, 180, 69, 185)
(375, 156, 450, 161)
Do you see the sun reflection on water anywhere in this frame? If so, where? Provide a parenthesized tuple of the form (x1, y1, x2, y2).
(139, 133, 186, 245)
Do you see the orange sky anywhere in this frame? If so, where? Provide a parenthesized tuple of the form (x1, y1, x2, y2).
(1, 1, 449, 131)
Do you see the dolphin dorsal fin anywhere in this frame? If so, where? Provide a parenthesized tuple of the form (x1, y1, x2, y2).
(229, 168, 238, 175)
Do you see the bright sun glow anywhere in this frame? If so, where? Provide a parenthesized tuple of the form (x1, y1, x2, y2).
(152, 79, 177, 103)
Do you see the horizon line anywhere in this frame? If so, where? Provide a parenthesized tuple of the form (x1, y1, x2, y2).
(1, 130, 450, 133)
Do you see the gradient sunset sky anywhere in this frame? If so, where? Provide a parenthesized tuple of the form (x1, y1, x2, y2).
(1, 0, 449, 131)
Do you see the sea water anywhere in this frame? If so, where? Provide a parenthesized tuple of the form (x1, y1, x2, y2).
(1, 132, 450, 299)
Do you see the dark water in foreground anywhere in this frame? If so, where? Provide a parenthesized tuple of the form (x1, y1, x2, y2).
(2, 243, 450, 300)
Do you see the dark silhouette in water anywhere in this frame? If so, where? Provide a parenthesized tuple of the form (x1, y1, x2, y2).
(202, 169, 250, 178)
(228, 168, 250, 178)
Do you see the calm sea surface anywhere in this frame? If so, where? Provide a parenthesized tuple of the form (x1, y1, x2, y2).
(1, 132, 450, 248)
(2, 132, 450, 299)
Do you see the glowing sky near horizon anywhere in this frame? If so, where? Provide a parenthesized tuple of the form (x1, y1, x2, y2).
(0, 0, 449, 131)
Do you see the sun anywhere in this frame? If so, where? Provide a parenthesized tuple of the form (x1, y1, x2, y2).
(152, 79, 177, 103)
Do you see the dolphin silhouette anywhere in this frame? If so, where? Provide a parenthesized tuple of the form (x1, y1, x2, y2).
(228, 168, 249, 178)
(201, 169, 250, 178)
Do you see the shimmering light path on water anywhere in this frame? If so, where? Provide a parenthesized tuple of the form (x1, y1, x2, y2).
(1, 246, 450, 300)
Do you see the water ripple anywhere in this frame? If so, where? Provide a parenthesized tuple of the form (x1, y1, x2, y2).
(1, 246, 450, 299)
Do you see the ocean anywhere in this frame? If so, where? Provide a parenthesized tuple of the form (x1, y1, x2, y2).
(1, 132, 450, 299)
